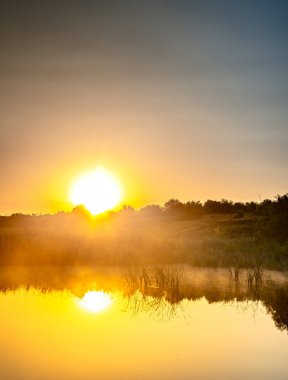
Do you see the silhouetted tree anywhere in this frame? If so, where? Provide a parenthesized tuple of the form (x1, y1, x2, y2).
(139, 205, 162, 217)
(257, 194, 288, 242)
(204, 199, 234, 214)
(164, 199, 203, 220)
(244, 201, 257, 213)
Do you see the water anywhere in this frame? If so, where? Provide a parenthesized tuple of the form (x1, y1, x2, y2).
(0, 267, 288, 379)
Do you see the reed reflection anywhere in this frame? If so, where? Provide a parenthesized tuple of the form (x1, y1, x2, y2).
(0, 265, 287, 331)
(123, 265, 288, 330)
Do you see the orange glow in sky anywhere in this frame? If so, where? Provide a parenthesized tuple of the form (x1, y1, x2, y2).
(0, 1, 287, 216)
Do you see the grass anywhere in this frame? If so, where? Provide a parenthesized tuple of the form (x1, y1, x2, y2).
(0, 213, 287, 270)
(125, 264, 182, 303)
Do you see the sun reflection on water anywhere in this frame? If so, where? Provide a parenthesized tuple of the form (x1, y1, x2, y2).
(78, 290, 113, 313)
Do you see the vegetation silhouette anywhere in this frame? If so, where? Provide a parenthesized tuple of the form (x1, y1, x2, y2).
(0, 261, 287, 331)
(0, 193, 287, 269)
(123, 265, 288, 330)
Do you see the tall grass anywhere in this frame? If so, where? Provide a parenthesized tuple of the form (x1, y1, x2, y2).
(125, 264, 182, 303)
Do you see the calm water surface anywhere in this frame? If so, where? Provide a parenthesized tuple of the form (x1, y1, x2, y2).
(1, 287, 288, 380)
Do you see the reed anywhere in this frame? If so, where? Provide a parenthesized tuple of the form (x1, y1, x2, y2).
(125, 264, 183, 303)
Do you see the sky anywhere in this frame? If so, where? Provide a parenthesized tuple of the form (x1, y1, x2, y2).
(0, 0, 287, 214)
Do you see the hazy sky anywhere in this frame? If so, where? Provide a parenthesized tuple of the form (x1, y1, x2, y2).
(0, 0, 287, 214)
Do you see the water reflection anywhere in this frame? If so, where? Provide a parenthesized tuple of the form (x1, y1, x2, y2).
(123, 265, 288, 331)
(0, 265, 288, 331)
(123, 291, 187, 322)
(0, 282, 288, 379)
(123, 281, 288, 331)
(78, 291, 113, 313)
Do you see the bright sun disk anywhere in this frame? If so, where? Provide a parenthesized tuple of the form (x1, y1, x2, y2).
(78, 291, 113, 313)
(69, 168, 122, 215)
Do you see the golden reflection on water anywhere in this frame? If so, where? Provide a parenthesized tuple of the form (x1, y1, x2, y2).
(0, 288, 288, 380)
(78, 290, 113, 313)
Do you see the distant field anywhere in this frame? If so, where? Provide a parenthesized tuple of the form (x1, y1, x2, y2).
(0, 211, 287, 270)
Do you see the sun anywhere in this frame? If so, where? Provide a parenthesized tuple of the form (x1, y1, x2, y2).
(78, 291, 113, 313)
(69, 167, 122, 215)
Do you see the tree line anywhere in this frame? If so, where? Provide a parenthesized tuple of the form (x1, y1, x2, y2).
(0, 193, 287, 242)
(137, 193, 287, 219)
